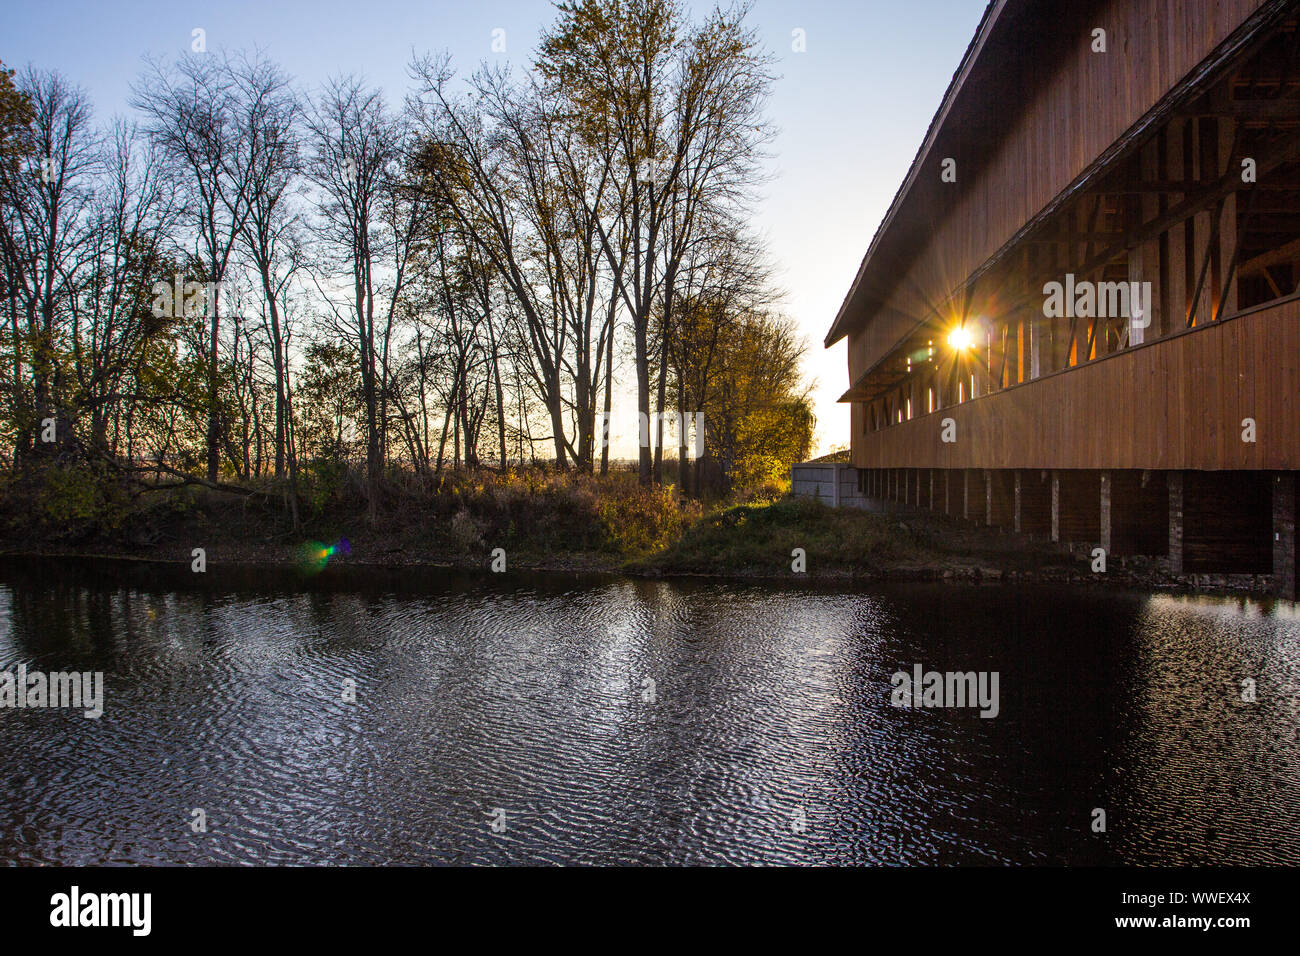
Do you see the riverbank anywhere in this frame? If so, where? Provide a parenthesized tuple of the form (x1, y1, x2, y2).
(0, 469, 1276, 594)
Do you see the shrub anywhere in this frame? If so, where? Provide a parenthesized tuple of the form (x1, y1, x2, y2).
(449, 507, 485, 552)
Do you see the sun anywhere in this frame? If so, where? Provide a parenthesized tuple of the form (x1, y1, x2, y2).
(947, 325, 974, 351)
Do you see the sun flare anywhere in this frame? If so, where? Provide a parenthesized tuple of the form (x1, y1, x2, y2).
(947, 325, 974, 351)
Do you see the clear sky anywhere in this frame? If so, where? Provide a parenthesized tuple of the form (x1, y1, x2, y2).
(2, 0, 989, 457)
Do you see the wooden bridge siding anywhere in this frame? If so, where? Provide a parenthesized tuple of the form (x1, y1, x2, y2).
(850, 296, 1300, 471)
(847, 0, 1268, 382)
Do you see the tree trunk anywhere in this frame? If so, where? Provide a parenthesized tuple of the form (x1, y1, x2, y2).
(635, 325, 651, 485)
(677, 379, 689, 497)
(653, 329, 668, 484)
(600, 316, 614, 477)
(207, 293, 220, 480)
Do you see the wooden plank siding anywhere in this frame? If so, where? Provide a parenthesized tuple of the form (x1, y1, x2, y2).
(844, 0, 1275, 383)
(849, 295, 1300, 471)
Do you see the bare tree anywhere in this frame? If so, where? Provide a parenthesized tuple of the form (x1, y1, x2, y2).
(0, 67, 98, 461)
(305, 75, 423, 519)
(537, 0, 774, 484)
(229, 52, 303, 523)
(133, 52, 258, 480)
(72, 119, 180, 456)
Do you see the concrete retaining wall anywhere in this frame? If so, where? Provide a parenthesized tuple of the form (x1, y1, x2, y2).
(790, 462, 872, 509)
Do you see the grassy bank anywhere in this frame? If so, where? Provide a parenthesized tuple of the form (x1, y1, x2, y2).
(0, 462, 1275, 592)
(0, 463, 699, 571)
(0, 460, 948, 577)
(632, 495, 933, 576)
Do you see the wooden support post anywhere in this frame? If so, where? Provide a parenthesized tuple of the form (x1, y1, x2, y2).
(1050, 312, 1065, 374)
(1214, 116, 1238, 320)
(1274, 473, 1297, 601)
(1100, 471, 1113, 554)
(1009, 314, 1021, 384)
(1026, 248, 1044, 377)
(1129, 138, 1163, 345)
(1015, 471, 1024, 534)
(1052, 471, 1061, 543)
(990, 321, 1004, 390)
(1166, 120, 1188, 332)
(1169, 471, 1185, 574)
(985, 469, 994, 526)
(1189, 118, 1219, 327)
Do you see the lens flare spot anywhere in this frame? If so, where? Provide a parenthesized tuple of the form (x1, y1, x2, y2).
(299, 537, 351, 574)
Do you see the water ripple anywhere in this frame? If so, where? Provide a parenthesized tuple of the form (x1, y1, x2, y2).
(0, 567, 1297, 865)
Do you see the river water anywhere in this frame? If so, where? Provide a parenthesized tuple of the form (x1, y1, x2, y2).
(1, 559, 1297, 865)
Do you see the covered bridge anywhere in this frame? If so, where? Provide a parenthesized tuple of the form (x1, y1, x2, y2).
(826, 0, 1300, 597)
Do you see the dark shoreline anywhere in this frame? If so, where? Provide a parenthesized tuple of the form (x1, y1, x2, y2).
(0, 545, 1283, 601)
